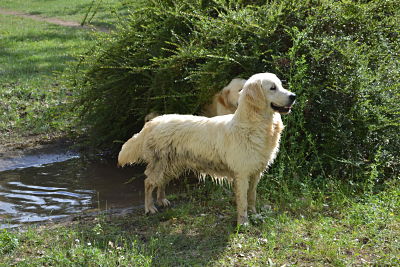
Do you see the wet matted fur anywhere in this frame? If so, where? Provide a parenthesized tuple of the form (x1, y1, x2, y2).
(118, 73, 296, 225)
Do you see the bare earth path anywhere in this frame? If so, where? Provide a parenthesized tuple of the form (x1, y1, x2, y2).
(0, 7, 109, 32)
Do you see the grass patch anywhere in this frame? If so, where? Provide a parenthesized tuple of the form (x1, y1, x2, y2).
(0, 0, 127, 28)
(1, 182, 399, 266)
(0, 13, 93, 142)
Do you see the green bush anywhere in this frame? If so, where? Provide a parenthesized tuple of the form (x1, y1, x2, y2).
(71, 0, 399, 192)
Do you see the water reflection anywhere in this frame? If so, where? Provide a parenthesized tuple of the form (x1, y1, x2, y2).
(0, 156, 145, 228)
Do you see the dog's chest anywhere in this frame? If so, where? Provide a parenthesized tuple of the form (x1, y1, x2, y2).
(245, 117, 283, 169)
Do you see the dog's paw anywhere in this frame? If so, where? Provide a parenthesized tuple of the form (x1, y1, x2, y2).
(239, 221, 250, 227)
(157, 198, 171, 207)
(237, 216, 249, 227)
(248, 206, 257, 213)
(145, 205, 158, 214)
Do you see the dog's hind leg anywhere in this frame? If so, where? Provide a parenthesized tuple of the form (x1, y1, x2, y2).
(157, 184, 171, 207)
(247, 173, 262, 213)
(144, 177, 158, 214)
(144, 163, 165, 214)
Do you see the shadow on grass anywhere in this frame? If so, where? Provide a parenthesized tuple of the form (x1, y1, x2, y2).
(72, 200, 234, 266)
(1, 25, 92, 82)
(9, 26, 90, 42)
(67, 179, 237, 265)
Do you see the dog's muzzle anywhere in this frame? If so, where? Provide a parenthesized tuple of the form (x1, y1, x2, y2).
(271, 94, 296, 114)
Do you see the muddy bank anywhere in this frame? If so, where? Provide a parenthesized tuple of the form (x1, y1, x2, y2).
(0, 140, 78, 172)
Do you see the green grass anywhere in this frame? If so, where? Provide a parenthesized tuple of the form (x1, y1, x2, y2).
(1, 182, 399, 266)
(0, 13, 93, 142)
(0, 0, 127, 28)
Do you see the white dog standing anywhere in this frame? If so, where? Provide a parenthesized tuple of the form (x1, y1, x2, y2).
(119, 73, 296, 225)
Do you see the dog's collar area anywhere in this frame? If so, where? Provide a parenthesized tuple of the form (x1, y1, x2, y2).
(271, 102, 291, 114)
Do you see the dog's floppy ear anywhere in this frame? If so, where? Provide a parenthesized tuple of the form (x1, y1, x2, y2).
(243, 80, 265, 112)
(217, 89, 230, 109)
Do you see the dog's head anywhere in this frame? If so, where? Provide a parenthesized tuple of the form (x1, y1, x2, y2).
(144, 112, 159, 123)
(241, 73, 296, 114)
(221, 78, 247, 109)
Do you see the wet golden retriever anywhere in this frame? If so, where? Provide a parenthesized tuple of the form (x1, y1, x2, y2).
(118, 73, 296, 225)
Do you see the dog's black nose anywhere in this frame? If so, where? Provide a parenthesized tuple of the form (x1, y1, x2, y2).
(289, 94, 296, 103)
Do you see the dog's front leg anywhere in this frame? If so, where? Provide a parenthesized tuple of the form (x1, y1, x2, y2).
(234, 177, 249, 226)
(247, 174, 262, 213)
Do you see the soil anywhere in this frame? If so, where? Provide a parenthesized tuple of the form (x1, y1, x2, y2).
(0, 133, 74, 161)
(12, 206, 142, 231)
(0, 7, 109, 32)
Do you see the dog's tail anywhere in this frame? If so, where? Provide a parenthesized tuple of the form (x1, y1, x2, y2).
(118, 131, 145, 167)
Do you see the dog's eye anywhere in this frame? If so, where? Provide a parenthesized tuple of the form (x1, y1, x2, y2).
(270, 85, 276, 91)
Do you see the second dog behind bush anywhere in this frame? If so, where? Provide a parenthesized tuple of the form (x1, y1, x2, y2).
(202, 78, 246, 117)
(144, 78, 246, 122)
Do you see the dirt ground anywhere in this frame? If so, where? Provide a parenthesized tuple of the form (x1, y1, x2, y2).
(0, 133, 70, 161)
(0, 7, 109, 32)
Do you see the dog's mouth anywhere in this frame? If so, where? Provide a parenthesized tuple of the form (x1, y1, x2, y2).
(271, 102, 292, 114)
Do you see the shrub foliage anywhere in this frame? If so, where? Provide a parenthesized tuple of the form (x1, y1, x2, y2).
(72, 0, 399, 192)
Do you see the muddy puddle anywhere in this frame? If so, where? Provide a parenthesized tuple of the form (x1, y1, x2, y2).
(0, 146, 146, 229)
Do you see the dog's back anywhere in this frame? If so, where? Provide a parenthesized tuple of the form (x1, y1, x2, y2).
(145, 115, 232, 163)
(119, 114, 236, 179)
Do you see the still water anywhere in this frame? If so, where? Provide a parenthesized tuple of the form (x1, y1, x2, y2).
(0, 149, 145, 229)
